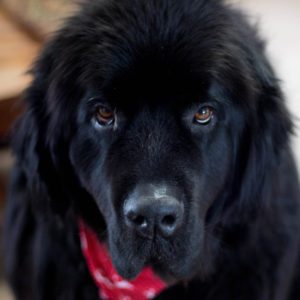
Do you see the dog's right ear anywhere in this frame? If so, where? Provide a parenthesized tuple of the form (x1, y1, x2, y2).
(11, 89, 63, 215)
(11, 45, 73, 215)
(12, 108, 40, 188)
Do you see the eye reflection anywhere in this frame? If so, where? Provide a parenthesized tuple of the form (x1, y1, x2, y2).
(95, 106, 115, 126)
(193, 106, 214, 125)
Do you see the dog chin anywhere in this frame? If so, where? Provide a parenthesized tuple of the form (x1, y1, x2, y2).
(110, 244, 198, 282)
(108, 242, 146, 279)
(107, 224, 205, 281)
(113, 258, 145, 280)
(112, 256, 180, 281)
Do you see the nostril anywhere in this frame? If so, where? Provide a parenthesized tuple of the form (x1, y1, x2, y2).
(131, 215, 147, 228)
(158, 204, 184, 237)
(125, 211, 145, 225)
(124, 210, 153, 238)
(161, 214, 176, 227)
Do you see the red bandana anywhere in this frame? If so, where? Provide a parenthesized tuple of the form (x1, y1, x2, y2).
(78, 220, 167, 300)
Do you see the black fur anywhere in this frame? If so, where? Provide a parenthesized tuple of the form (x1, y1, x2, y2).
(4, 0, 300, 299)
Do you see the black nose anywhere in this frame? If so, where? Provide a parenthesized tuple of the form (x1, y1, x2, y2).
(123, 185, 184, 238)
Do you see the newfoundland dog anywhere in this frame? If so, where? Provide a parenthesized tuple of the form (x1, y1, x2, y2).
(4, 0, 300, 299)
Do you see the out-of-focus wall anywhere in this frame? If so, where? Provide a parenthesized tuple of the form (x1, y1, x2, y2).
(1, 0, 75, 38)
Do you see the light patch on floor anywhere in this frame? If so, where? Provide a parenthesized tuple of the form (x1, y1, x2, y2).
(0, 282, 12, 300)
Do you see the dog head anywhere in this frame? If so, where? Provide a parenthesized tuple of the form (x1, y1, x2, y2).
(15, 0, 292, 281)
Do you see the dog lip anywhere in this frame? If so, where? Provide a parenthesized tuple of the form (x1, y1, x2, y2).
(111, 249, 147, 280)
(114, 260, 145, 280)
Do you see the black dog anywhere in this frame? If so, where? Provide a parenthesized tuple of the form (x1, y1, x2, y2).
(4, 0, 300, 299)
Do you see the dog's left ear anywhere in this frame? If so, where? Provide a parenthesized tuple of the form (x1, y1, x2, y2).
(226, 35, 294, 223)
(251, 39, 293, 152)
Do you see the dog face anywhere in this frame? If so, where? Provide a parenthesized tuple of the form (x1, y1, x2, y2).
(26, 0, 291, 282)
(70, 76, 235, 279)
(65, 0, 247, 280)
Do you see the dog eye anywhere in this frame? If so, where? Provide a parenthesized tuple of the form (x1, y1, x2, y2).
(194, 106, 214, 125)
(95, 106, 115, 126)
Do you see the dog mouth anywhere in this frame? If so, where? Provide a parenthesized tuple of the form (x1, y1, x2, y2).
(147, 257, 180, 284)
(108, 226, 203, 282)
(108, 234, 162, 279)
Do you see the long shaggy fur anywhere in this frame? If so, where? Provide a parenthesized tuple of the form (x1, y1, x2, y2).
(4, 0, 300, 299)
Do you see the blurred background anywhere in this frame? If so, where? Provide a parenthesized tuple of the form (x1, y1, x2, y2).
(0, 0, 299, 298)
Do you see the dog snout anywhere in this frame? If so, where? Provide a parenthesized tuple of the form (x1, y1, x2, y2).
(123, 185, 184, 239)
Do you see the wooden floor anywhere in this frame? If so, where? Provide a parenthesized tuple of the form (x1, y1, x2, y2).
(0, 8, 40, 140)
(0, 9, 39, 101)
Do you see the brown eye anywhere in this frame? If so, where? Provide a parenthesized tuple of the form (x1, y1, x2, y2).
(194, 106, 214, 125)
(95, 106, 115, 126)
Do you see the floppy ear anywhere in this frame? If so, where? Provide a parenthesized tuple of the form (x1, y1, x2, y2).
(223, 38, 293, 224)
(10, 25, 102, 217)
(11, 44, 80, 215)
(11, 86, 71, 215)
